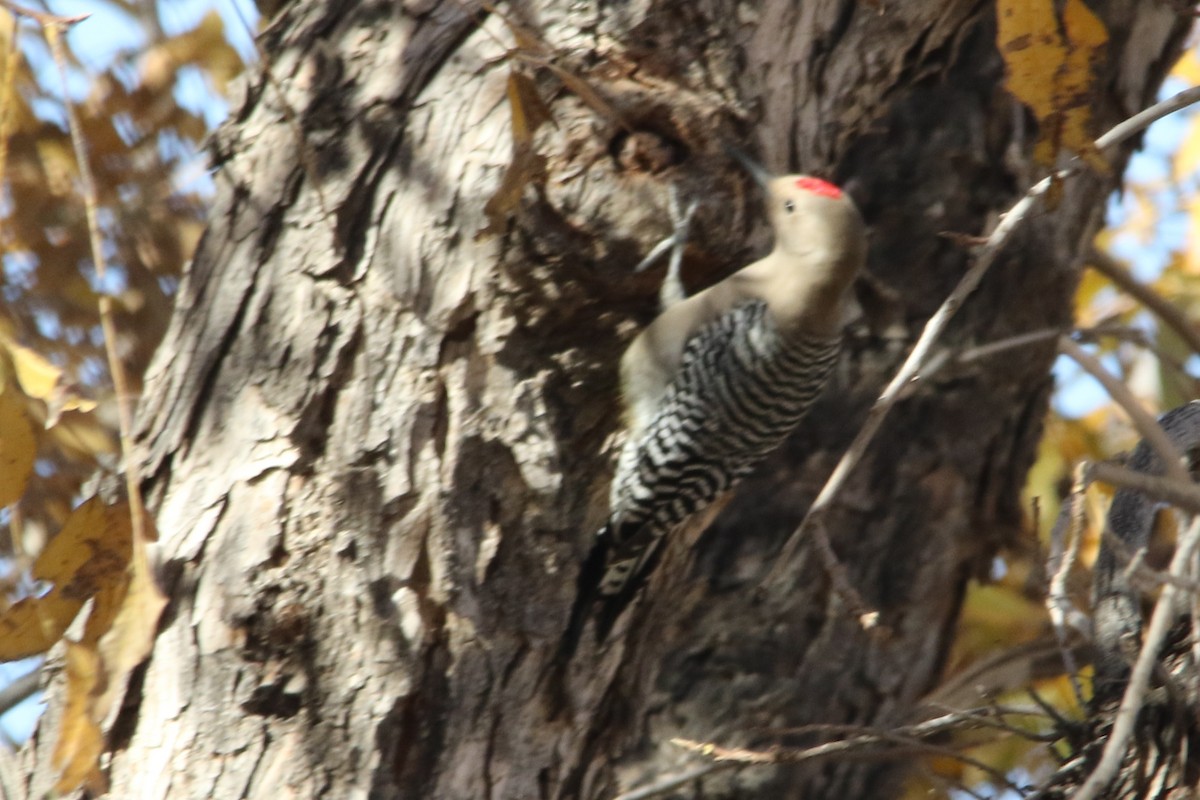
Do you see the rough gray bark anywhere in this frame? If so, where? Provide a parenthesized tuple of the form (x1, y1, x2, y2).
(14, 0, 1196, 798)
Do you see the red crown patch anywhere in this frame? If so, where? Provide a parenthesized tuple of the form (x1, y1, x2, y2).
(795, 177, 842, 199)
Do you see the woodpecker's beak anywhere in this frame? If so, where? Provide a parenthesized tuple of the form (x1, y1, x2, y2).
(725, 146, 773, 191)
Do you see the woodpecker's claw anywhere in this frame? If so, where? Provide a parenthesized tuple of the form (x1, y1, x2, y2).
(633, 185, 699, 274)
(633, 184, 700, 310)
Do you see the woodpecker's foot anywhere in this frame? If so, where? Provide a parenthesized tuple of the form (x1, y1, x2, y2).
(632, 184, 699, 309)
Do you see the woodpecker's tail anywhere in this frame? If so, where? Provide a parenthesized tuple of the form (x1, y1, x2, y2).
(558, 531, 609, 664)
(556, 521, 666, 670)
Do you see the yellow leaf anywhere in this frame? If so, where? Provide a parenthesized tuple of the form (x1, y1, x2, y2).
(1058, 0, 1108, 171)
(0, 498, 132, 661)
(996, 0, 1109, 171)
(8, 340, 61, 400)
(52, 643, 106, 794)
(93, 527, 166, 723)
(33, 497, 133, 593)
(1171, 49, 1200, 85)
(35, 138, 77, 196)
(997, 0, 1063, 123)
(0, 595, 81, 661)
(0, 385, 35, 508)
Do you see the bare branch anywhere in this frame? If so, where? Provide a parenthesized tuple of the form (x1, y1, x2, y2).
(1097, 523, 1200, 597)
(1088, 248, 1200, 357)
(1095, 85, 1200, 150)
(771, 704, 1062, 742)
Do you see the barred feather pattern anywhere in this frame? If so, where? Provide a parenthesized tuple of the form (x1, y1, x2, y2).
(600, 299, 841, 594)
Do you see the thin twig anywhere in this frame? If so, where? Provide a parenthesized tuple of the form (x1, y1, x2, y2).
(955, 327, 1065, 364)
(915, 326, 1064, 388)
(671, 709, 1026, 792)
(1088, 248, 1200, 356)
(0, 0, 87, 25)
(0, 668, 38, 716)
(613, 764, 720, 800)
(1058, 337, 1191, 484)
(1072, 514, 1200, 800)
(766, 85, 1200, 597)
(808, 512, 881, 629)
(770, 704, 1060, 742)
(1024, 754, 1089, 800)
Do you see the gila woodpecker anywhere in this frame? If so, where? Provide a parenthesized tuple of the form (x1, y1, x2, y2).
(589, 151, 867, 634)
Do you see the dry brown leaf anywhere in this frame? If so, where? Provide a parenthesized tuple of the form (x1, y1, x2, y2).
(536, 59, 618, 123)
(478, 71, 552, 237)
(33, 498, 132, 597)
(508, 68, 553, 142)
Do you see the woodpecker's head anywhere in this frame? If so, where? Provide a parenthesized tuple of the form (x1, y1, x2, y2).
(728, 148, 866, 291)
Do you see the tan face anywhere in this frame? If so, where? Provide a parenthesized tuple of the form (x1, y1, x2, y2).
(765, 175, 865, 269)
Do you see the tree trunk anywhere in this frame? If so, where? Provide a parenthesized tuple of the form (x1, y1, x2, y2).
(16, 0, 1195, 798)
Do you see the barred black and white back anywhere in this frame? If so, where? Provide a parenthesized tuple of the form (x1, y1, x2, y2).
(599, 299, 840, 594)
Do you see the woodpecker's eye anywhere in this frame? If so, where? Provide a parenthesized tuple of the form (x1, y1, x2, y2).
(783, 200, 795, 213)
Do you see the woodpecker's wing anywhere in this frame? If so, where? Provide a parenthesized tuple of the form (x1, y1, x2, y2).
(602, 298, 840, 598)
